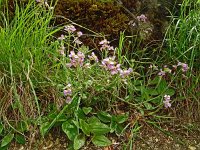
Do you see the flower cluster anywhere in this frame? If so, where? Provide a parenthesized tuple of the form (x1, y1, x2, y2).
(99, 39, 114, 51)
(66, 51, 85, 67)
(64, 24, 76, 33)
(137, 14, 148, 22)
(177, 62, 189, 72)
(101, 57, 121, 75)
(119, 68, 133, 78)
(63, 84, 72, 103)
(101, 57, 133, 78)
(158, 65, 172, 76)
(163, 95, 171, 108)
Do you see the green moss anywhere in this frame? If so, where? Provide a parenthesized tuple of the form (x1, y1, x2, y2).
(54, 0, 130, 39)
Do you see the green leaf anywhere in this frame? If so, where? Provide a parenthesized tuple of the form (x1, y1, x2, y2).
(92, 135, 112, 147)
(97, 111, 111, 123)
(110, 119, 117, 133)
(74, 133, 85, 150)
(165, 88, 175, 96)
(143, 102, 154, 110)
(79, 119, 90, 136)
(0, 123, 3, 135)
(87, 116, 101, 124)
(82, 107, 92, 115)
(15, 134, 26, 144)
(17, 121, 28, 132)
(114, 113, 129, 124)
(89, 121, 110, 135)
(157, 79, 167, 94)
(149, 76, 160, 85)
(40, 122, 50, 137)
(48, 113, 67, 122)
(1, 133, 14, 147)
(146, 88, 159, 96)
(62, 121, 78, 141)
(76, 109, 86, 120)
(115, 124, 124, 135)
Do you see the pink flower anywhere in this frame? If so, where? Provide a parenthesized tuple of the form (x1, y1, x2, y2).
(99, 39, 114, 51)
(64, 25, 76, 33)
(119, 68, 133, 78)
(74, 38, 82, 45)
(66, 96, 72, 103)
(77, 31, 83, 37)
(99, 39, 110, 45)
(58, 34, 65, 40)
(63, 89, 72, 96)
(181, 63, 189, 72)
(67, 51, 85, 67)
(158, 69, 165, 76)
(177, 62, 189, 72)
(137, 14, 147, 22)
(163, 95, 171, 108)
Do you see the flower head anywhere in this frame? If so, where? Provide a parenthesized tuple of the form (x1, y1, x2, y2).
(67, 51, 85, 67)
(137, 14, 147, 22)
(163, 95, 171, 108)
(58, 34, 65, 40)
(158, 69, 165, 76)
(64, 25, 76, 33)
(177, 62, 189, 72)
(77, 31, 83, 37)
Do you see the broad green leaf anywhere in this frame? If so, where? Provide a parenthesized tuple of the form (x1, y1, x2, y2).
(82, 107, 92, 115)
(110, 119, 117, 133)
(146, 88, 159, 96)
(144, 102, 154, 110)
(62, 121, 78, 141)
(114, 113, 129, 124)
(79, 119, 90, 136)
(165, 89, 175, 96)
(76, 109, 86, 120)
(97, 111, 111, 123)
(89, 121, 110, 135)
(149, 76, 160, 85)
(15, 134, 26, 144)
(1, 133, 14, 147)
(87, 116, 101, 124)
(115, 124, 124, 135)
(74, 133, 85, 150)
(157, 79, 167, 94)
(48, 113, 67, 122)
(92, 135, 112, 147)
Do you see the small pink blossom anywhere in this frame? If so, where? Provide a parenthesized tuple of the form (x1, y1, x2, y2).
(119, 68, 133, 78)
(163, 95, 171, 108)
(74, 38, 82, 45)
(177, 62, 189, 72)
(64, 24, 76, 33)
(77, 31, 83, 37)
(99, 39, 114, 51)
(158, 69, 165, 76)
(67, 51, 85, 67)
(58, 34, 65, 40)
(137, 14, 147, 22)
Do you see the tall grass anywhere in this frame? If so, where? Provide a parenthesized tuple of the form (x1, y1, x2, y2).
(165, 0, 200, 71)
